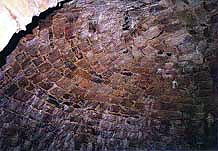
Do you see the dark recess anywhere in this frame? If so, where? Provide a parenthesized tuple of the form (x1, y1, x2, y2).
(0, 0, 73, 68)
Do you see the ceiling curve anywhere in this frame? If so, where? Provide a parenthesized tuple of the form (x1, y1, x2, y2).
(0, 0, 63, 52)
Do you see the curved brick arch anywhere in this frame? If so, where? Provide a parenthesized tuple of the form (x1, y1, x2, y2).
(0, 0, 218, 150)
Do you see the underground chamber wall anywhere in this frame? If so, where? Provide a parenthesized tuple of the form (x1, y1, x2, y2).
(0, 0, 218, 150)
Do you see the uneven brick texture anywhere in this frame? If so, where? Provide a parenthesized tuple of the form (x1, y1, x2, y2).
(0, 0, 218, 150)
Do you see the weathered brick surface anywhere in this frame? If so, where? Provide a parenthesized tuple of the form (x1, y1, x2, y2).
(0, 0, 218, 150)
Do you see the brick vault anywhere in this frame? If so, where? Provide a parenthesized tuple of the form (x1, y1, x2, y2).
(0, 0, 218, 150)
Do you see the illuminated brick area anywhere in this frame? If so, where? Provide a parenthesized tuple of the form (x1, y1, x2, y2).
(0, 0, 218, 150)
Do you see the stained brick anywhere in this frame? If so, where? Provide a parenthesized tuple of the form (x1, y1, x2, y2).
(38, 63, 52, 73)
(47, 69, 62, 82)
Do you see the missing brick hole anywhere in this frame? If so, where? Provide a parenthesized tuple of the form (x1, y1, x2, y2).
(182, 0, 190, 5)
(122, 48, 129, 54)
(158, 50, 164, 55)
(73, 104, 81, 108)
(166, 52, 172, 57)
(123, 11, 131, 31)
(89, 21, 98, 33)
(47, 95, 61, 108)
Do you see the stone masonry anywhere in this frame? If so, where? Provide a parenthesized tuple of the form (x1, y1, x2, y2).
(0, 0, 218, 150)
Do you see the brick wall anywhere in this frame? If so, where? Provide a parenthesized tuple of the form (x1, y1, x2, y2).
(0, 0, 218, 150)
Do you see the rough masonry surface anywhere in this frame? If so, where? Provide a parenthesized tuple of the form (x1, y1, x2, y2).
(0, 0, 218, 150)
